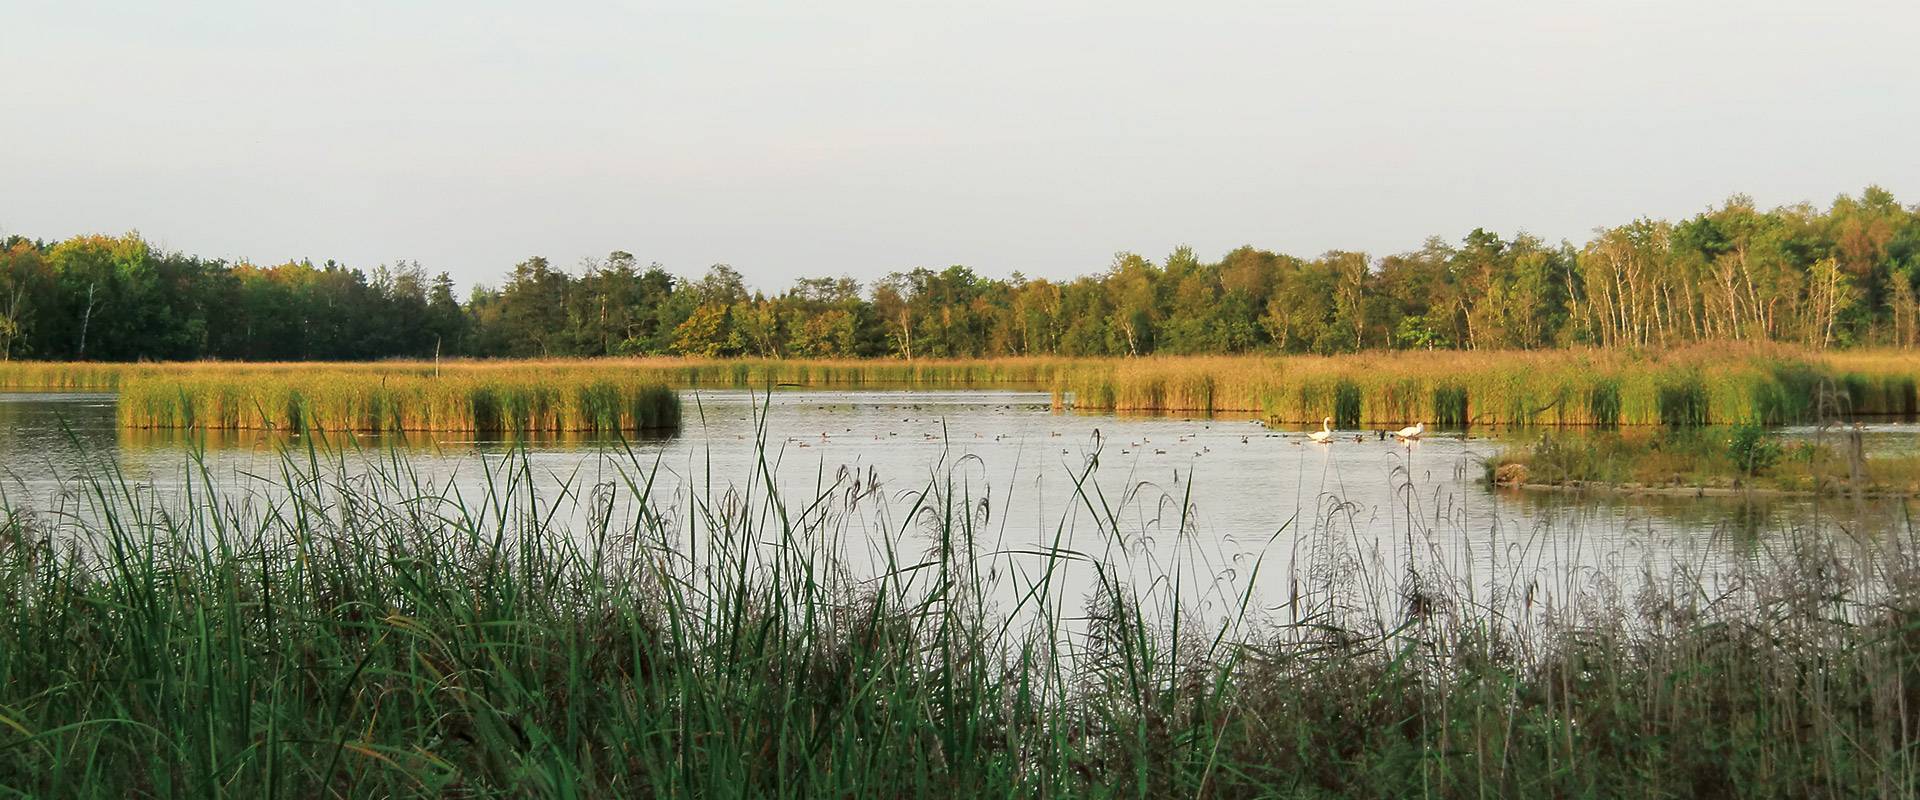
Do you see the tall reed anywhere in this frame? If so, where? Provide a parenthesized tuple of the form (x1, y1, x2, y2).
(1050, 344, 1920, 425)
(10, 341, 1920, 427)
(116, 370, 680, 433)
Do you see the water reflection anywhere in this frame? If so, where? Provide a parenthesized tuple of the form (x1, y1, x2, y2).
(0, 388, 1912, 598)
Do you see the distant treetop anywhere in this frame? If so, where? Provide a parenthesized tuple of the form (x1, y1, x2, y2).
(4, 186, 1918, 361)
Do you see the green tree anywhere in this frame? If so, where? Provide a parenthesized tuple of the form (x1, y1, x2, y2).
(494, 256, 573, 357)
(670, 304, 742, 357)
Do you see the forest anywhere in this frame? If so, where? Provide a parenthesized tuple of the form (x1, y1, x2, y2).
(3, 187, 1917, 362)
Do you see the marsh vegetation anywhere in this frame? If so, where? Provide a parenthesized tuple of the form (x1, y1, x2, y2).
(114, 369, 682, 434)
(4, 348, 1920, 795)
(2, 423, 1918, 797)
(5, 342, 1920, 428)
(1487, 423, 1920, 497)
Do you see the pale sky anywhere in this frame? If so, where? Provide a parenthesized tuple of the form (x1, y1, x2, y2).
(4, 0, 1916, 290)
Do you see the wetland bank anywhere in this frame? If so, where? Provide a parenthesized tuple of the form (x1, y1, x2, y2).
(5, 350, 1920, 796)
(10, 0, 1919, 787)
(9, 189, 1920, 797)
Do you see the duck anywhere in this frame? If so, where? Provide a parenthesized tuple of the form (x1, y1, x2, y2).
(1307, 416, 1335, 444)
(1393, 421, 1426, 441)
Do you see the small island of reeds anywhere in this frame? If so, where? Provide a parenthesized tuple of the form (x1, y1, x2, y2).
(1486, 422, 1920, 497)
(114, 367, 681, 435)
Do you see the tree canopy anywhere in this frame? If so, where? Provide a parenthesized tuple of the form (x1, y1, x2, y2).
(6, 187, 1919, 361)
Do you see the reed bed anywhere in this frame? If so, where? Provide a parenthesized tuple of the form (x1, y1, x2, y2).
(1053, 343, 1920, 426)
(12, 342, 1920, 427)
(2, 429, 1918, 797)
(0, 357, 1075, 393)
(116, 370, 681, 434)
(0, 360, 133, 389)
(1486, 423, 1920, 495)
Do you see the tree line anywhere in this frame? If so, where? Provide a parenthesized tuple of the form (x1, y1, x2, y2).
(3, 187, 1918, 361)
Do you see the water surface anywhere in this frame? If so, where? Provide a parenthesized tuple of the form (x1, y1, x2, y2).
(0, 388, 1901, 622)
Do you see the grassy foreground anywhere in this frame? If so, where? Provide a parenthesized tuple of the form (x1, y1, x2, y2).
(3, 431, 1920, 797)
(6, 342, 1920, 428)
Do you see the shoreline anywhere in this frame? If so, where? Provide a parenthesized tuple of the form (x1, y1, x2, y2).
(1501, 479, 1918, 500)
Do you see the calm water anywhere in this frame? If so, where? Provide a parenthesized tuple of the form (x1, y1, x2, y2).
(0, 389, 1904, 621)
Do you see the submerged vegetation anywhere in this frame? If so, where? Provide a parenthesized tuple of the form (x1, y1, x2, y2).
(2, 433, 1919, 797)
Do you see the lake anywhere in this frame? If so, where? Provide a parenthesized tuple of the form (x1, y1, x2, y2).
(0, 387, 1901, 623)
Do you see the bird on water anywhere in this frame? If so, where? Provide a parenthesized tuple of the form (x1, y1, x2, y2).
(1307, 417, 1335, 444)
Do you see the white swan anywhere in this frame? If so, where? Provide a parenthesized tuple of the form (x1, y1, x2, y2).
(1307, 416, 1334, 444)
(1393, 421, 1426, 441)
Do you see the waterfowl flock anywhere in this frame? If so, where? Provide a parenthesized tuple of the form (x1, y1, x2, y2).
(1294, 418, 1427, 445)
(782, 401, 1430, 462)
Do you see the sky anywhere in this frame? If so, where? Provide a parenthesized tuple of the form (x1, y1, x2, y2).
(4, 0, 1917, 291)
